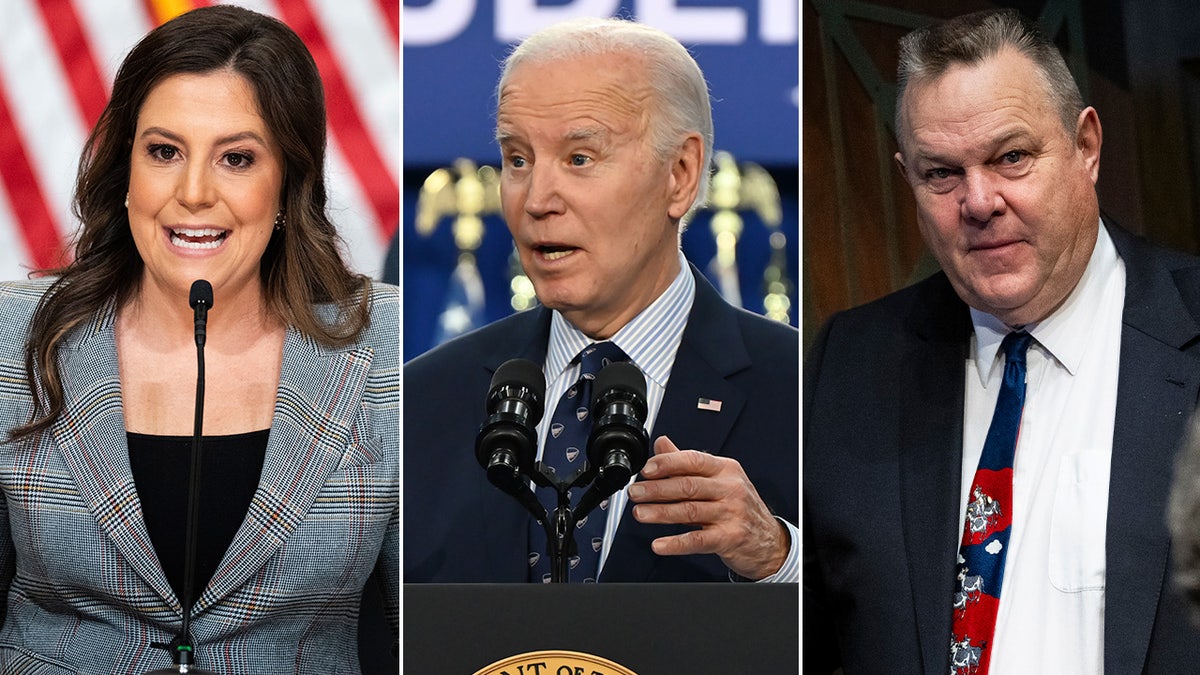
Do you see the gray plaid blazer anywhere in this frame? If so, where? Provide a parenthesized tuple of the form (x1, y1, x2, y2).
(0, 279, 398, 674)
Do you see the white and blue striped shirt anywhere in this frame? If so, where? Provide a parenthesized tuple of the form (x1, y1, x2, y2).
(539, 251, 799, 582)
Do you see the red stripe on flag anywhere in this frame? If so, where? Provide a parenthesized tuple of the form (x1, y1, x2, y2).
(0, 77, 66, 270)
(138, 0, 157, 26)
(375, 0, 399, 48)
(36, 0, 110, 128)
(276, 1, 399, 239)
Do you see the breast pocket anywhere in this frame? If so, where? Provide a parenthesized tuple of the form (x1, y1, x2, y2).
(277, 451, 397, 588)
(336, 433, 386, 471)
(1048, 451, 1110, 592)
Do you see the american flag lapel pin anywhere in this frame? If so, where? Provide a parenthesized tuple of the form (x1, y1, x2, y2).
(697, 397, 722, 412)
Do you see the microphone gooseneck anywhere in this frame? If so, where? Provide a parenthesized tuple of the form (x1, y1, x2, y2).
(148, 280, 217, 674)
(181, 280, 211, 669)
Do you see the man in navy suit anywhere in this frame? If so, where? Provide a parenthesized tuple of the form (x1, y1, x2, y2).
(404, 17, 798, 583)
(805, 9, 1200, 673)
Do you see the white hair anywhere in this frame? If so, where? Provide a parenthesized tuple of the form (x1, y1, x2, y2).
(497, 17, 714, 219)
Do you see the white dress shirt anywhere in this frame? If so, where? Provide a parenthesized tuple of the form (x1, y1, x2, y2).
(961, 222, 1123, 673)
(538, 251, 799, 581)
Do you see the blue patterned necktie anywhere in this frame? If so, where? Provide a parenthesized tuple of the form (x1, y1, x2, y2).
(950, 331, 1033, 675)
(528, 341, 627, 583)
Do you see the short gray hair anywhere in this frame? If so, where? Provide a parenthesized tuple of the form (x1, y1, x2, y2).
(895, 9, 1084, 147)
(497, 17, 714, 219)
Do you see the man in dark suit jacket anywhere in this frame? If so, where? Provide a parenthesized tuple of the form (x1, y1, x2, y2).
(406, 266, 797, 582)
(805, 9, 1200, 674)
(405, 17, 798, 584)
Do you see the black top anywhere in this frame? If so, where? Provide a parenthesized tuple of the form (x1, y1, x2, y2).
(128, 429, 269, 603)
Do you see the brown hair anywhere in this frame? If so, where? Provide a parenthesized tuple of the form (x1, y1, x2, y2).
(12, 5, 369, 440)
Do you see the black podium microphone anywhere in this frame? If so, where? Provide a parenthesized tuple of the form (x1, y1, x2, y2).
(575, 361, 650, 520)
(475, 359, 545, 517)
(147, 280, 217, 675)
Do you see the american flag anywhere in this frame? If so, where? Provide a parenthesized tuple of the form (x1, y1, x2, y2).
(0, 0, 398, 281)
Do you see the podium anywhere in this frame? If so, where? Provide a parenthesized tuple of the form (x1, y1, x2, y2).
(404, 583, 798, 673)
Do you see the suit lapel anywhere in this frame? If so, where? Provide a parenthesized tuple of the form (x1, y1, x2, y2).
(652, 272, 749, 455)
(897, 276, 971, 675)
(197, 326, 374, 611)
(1104, 226, 1200, 673)
(604, 271, 750, 582)
(1105, 330, 1197, 672)
(52, 307, 179, 608)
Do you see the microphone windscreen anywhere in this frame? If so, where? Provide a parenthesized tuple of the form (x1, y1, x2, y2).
(189, 280, 214, 309)
(592, 361, 647, 406)
(488, 359, 546, 421)
(490, 358, 544, 394)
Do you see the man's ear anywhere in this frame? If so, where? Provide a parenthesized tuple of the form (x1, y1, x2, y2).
(894, 151, 909, 181)
(1074, 106, 1102, 185)
(667, 133, 704, 220)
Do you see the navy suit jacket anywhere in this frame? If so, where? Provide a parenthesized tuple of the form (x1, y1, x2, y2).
(804, 223, 1200, 674)
(404, 266, 798, 582)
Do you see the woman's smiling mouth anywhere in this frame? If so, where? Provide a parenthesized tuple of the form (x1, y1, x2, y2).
(169, 227, 227, 250)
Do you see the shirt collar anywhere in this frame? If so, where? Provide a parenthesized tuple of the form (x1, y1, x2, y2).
(546, 250, 695, 390)
(970, 219, 1119, 385)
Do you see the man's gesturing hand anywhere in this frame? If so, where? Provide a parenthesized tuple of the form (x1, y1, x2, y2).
(626, 436, 789, 580)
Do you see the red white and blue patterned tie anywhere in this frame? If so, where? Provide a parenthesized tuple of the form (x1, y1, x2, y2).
(950, 331, 1033, 675)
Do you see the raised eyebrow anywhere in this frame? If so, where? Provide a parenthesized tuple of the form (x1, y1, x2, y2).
(496, 129, 538, 154)
(494, 127, 608, 148)
(563, 126, 608, 143)
(139, 127, 269, 148)
(990, 129, 1033, 149)
(912, 152, 960, 169)
(214, 130, 269, 148)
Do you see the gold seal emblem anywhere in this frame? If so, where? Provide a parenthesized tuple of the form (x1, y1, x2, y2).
(474, 649, 638, 675)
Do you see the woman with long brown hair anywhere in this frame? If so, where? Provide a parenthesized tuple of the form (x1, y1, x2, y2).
(0, 6, 397, 673)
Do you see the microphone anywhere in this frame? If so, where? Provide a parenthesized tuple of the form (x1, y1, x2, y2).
(189, 280, 212, 347)
(575, 361, 650, 520)
(475, 359, 545, 509)
(147, 280, 217, 674)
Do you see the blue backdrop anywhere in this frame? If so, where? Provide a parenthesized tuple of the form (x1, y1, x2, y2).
(402, 0, 799, 361)
(403, 0, 799, 165)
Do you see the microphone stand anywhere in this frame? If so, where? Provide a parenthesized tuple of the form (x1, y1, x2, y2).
(478, 360, 648, 583)
(147, 282, 217, 675)
(543, 361, 649, 582)
(528, 462, 594, 583)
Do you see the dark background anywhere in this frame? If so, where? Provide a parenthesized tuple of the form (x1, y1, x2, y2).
(804, 0, 1200, 348)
